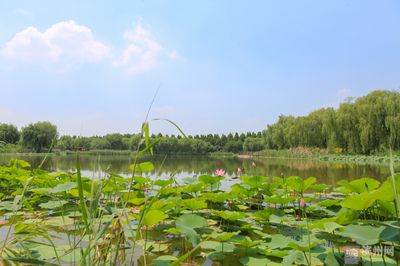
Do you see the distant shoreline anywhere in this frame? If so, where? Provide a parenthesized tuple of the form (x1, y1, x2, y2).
(1, 150, 399, 166)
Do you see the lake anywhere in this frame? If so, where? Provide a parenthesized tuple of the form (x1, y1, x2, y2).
(0, 154, 397, 185)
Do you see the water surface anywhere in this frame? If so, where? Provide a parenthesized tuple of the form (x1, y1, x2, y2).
(0, 154, 397, 185)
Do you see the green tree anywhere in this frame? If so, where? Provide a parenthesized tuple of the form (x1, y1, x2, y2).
(0, 123, 20, 144)
(224, 140, 243, 153)
(105, 133, 127, 150)
(21, 122, 58, 152)
(243, 137, 265, 152)
(56, 136, 75, 150)
(90, 138, 111, 150)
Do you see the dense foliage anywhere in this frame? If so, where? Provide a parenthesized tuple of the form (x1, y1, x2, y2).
(0, 123, 265, 154)
(264, 90, 400, 155)
(0, 124, 19, 145)
(0, 160, 398, 265)
(21, 122, 58, 152)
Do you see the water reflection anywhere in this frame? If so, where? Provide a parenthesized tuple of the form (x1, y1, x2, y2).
(0, 154, 397, 185)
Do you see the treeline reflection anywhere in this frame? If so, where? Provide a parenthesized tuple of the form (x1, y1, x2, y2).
(0, 154, 395, 185)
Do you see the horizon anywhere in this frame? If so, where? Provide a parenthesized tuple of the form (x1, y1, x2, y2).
(1, 88, 398, 138)
(1, 1, 400, 136)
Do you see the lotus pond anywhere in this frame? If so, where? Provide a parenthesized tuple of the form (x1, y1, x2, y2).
(0, 158, 399, 265)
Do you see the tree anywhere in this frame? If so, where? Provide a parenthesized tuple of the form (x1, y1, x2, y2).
(263, 90, 400, 154)
(243, 137, 265, 152)
(21, 122, 58, 152)
(0, 123, 20, 144)
(224, 140, 243, 153)
(56, 136, 75, 150)
(90, 138, 111, 150)
(105, 133, 127, 150)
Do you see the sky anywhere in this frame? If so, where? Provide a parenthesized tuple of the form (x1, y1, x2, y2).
(0, 1, 399, 136)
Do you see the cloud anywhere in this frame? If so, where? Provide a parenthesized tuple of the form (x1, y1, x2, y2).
(1, 20, 110, 65)
(113, 20, 177, 74)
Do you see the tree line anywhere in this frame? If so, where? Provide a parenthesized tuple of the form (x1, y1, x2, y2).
(1, 90, 399, 155)
(264, 90, 400, 154)
(0, 122, 265, 154)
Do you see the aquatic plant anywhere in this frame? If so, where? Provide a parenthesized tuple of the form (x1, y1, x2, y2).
(0, 157, 399, 265)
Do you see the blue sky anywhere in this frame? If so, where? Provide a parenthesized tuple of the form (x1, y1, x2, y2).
(0, 1, 399, 136)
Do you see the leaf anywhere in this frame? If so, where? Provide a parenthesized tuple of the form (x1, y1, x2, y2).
(11, 159, 31, 168)
(335, 209, 360, 224)
(339, 224, 385, 245)
(176, 214, 207, 245)
(76, 155, 89, 232)
(324, 252, 340, 266)
(153, 255, 177, 266)
(147, 242, 169, 252)
(181, 198, 207, 211)
(266, 234, 292, 249)
(142, 210, 168, 227)
(233, 235, 262, 248)
(239, 256, 272, 266)
(282, 250, 307, 266)
(39, 200, 68, 209)
(318, 199, 341, 207)
(303, 176, 317, 191)
(288, 239, 323, 252)
(211, 231, 239, 242)
(338, 178, 380, 193)
(48, 182, 77, 193)
(286, 176, 316, 194)
(282, 250, 322, 266)
(323, 222, 343, 233)
(30, 188, 50, 195)
(199, 175, 222, 185)
(342, 192, 377, 210)
(138, 138, 161, 157)
(132, 162, 155, 173)
(214, 210, 246, 221)
(199, 241, 235, 252)
(142, 122, 150, 153)
(380, 225, 400, 242)
(252, 209, 271, 221)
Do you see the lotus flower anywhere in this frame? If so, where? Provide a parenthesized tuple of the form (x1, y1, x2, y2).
(214, 169, 226, 176)
(252, 162, 256, 167)
(299, 198, 306, 208)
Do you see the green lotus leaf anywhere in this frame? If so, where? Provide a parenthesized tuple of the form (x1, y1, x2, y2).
(181, 198, 207, 211)
(39, 200, 68, 209)
(176, 214, 207, 245)
(48, 181, 77, 194)
(142, 210, 168, 227)
(339, 224, 385, 245)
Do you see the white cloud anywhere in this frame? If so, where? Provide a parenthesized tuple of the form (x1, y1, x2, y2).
(1, 20, 110, 65)
(113, 20, 176, 74)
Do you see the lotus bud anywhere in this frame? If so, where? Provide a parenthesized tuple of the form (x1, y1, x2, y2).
(299, 198, 306, 208)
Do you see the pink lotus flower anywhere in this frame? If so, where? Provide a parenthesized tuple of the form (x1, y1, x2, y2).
(237, 167, 242, 176)
(214, 169, 226, 176)
(299, 198, 306, 208)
